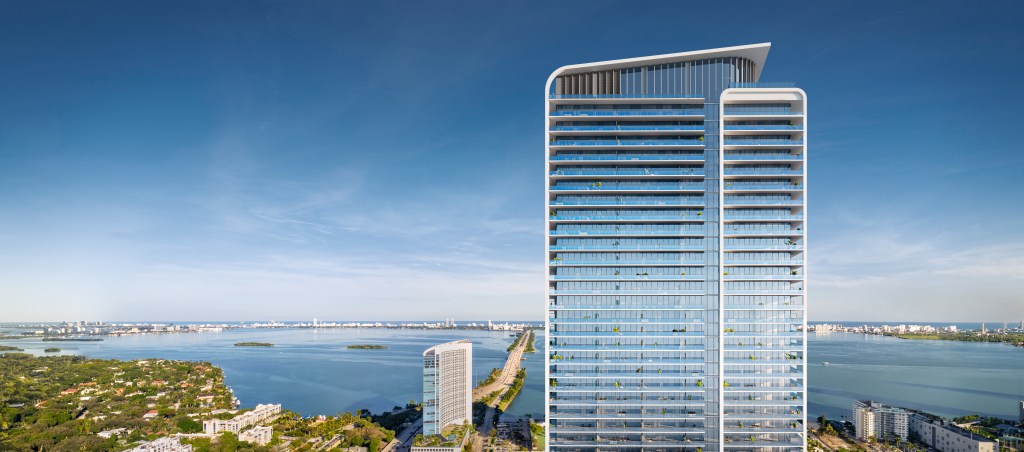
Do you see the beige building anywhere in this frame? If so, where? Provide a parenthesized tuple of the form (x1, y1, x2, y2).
(853, 400, 908, 441)
(128, 437, 193, 452)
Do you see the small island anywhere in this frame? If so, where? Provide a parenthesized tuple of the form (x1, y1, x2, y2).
(234, 342, 273, 347)
(0, 345, 24, 352)
(346, 344, 387, 349)
(43, 347, 61, 353)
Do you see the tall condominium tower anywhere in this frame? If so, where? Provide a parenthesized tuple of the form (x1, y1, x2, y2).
(422, 340, 473, 436)
(545, 43, 807, 451)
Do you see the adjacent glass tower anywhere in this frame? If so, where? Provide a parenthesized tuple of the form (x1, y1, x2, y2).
(545, 43, 806, 451)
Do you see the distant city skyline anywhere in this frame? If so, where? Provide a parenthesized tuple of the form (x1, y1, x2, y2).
(2, 1, 1024, 322)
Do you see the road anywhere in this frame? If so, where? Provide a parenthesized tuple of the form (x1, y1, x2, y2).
(472, 330, 532, 401)
(386, 416, 422, 452)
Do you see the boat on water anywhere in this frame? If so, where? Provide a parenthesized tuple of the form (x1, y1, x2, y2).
(821, 361, 831, 366)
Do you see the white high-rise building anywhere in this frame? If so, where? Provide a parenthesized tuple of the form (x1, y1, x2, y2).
(546, 43, 807, 451)
(422, 340, 472, 436)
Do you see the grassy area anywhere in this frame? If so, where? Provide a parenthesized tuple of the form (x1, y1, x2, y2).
(414, 422, 473, 448)
(346, 344, 387, 349)
(529, 421, 545, 451)
(233, 342, 273, 347)
(888, 332, 1024, 345)
(497, 369, 526, 411)
(507, 331, 533, 353)
(523, 331, 536, 353)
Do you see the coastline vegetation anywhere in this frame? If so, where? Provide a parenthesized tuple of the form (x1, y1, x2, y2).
(233, 342, 273, 347)
(887, 332, 1024, 347)
(346, 344, 387, 349)
(496, 369, 526, 411)
(507, 330, 534, 353)
(43, 347, 60, 353)
(0, 345, 24, 352)
(523, 331, 536, 353)
(41, 337, 102, 342)
(479, 367, 501, 386)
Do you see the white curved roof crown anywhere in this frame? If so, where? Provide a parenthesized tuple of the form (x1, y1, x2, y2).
(550, 42, 771, 82)
(424, 339, 472, 356)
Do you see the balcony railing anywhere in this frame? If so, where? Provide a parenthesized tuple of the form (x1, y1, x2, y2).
(552, 139, 705, 147)
(723, 215, 803, 221)
(550, 154, 705, 161)
(723, 199, 803, 206)
(550, 245, 705, 251)
(549, 274, 706, 280)
(723, 169, 802, 176)
(551, 183, 704, 191)
(551, 109, 704, 117)
(729, 82, 797, 88)
(550, 230, 705, 236)
(723, 260, 804, 265)
(551, 199, 706, 207)
(550, 260, 706, 266)
(722, 275, 802, 280)
(551, 125, 705, 132)
(551, 169, 705, 177)
(550, 94, 705, 100)
(724, 184, 803, 190)
(723, 108, 800, 116)
(724, 139, 804, 146)
(723, 244, 802, 250)
(551, 215, 705, 221)
(723, 125, 802, 131)
(724, 153, 803, 161)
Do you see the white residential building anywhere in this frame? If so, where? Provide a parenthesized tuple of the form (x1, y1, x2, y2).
(422, 340, 472, 436)
(239, 425, 273, 445)
(128, 437, 193, 452)
(853, 400, 908, 441)
(910, 414, 996, 452)
(202, 403, 281, 435)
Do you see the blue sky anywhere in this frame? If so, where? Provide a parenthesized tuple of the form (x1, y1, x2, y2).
(1, 1, 1023, 322)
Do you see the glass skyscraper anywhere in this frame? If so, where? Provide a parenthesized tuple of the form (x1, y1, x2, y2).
(545, 43, 807, 451)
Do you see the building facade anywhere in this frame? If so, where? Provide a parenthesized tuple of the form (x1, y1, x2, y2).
(545, 43, 807, 451)
(909, 414, 997, 452)
(422, 340, 473, 436)
(202, 403, 281, 435)
(853, 401, 908, 442)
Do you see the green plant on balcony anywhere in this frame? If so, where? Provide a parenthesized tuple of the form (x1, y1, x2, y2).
(791, 270, 798, 275)
(757, 342, 764, 346)
(749, 355, 756, 360)
(613, 326, 620, 333)
(738, 421, 743, 428)
(680, 271, 686, 276)
(723, 271, 729, 275)
(616, 341, 620, 347)
(614, 381, 620, 388)
(749, 435, 757, 442)
(635, 368, 642, 374)
(662, 408, 667, 414)
(696, 380, 703, 387)
(698, 136, 704, 141)
(697, 211, 703, 216)
(748, 394, 754, 401)
(724, 381, 730, 387)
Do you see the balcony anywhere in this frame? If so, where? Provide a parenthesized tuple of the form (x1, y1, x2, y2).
(723, 184, 803, 191)
(549, 344, 706, 352)
(723, 199, 803, 207)
(550, 215, 705, 222)
(722, 214, 802, 222)
(551, 198, 705, 207)
(549, 94, 705, 100)
(550, 125, 705, 133)
(722, 274, 801, 281)
(550, 260, 706, 266)
(723, 168, 801, 176)
(724, 153, 803, 162)
(550, 245, 705, 251)
(550, 109, 704, 117)
(723, 244, 801, 251)
(723, 108, 801, 116)
(723, 139, 803, 147)
(551, 183, 704, 192)
(550, 274, 707, 281)
(549, 289, 707, 295)
(551, 139, 705, 149)
(550, 304, 706, 310)
(722, 260, 803, 266)
(721, 289, 804, 295)
(723, 125, 802, 131)
(551, 169, 705, 178)
(550, 230, 705, 237)
(550, 154, 705, 162)
(722, 230, 802, 237)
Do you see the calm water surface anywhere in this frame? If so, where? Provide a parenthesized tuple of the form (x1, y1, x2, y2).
(809, 332, 1024, 421)
(5, 329, 1022, 422)
(0, 328, 545, 420)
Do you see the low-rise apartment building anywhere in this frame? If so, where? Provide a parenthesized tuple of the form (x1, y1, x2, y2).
(909, 414, 997, 452)
(202, 403, 282, 435)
